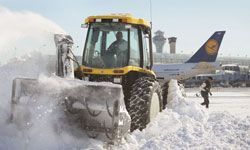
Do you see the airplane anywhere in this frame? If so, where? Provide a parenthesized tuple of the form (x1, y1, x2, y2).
(152, 31, 226, 82)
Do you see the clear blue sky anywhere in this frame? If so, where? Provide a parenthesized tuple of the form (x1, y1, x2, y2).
(1, 0, 250, 57)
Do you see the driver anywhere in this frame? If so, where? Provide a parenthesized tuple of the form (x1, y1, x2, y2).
(106, 31, 128, 67)
(107, 31, 128, 54)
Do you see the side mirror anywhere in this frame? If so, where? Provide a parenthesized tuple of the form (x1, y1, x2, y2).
(81, 24, 88, 28)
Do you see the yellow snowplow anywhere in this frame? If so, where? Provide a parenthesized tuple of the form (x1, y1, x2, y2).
(10, 14, 165, 141)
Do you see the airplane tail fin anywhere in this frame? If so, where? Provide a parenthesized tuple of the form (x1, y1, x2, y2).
(186, 31, 225, 63)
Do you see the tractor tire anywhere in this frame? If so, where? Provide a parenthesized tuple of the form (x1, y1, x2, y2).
(126, 77, 163, 132)
(162, 81, 169, 109)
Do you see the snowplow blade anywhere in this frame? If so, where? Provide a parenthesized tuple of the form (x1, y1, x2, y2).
(10, 77, 131, 141)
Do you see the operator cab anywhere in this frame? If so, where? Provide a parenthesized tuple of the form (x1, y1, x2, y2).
(82, 15, 152, 69)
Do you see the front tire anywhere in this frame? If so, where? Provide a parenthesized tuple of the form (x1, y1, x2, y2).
(126, 77, 163, 132)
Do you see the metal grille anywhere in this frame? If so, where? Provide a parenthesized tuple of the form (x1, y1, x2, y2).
(89, 75, 114, 82)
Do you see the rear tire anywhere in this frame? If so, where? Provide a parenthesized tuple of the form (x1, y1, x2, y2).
(162, 81, 169, 109)
(126, 77, 163, 132)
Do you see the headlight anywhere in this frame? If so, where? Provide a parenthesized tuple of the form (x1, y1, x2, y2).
(113, 77, 121, 83)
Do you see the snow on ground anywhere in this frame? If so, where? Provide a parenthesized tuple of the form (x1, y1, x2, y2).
(0, 54, 249, 149)
(186, 87, 250, 118)
(116, 82, 250, 150)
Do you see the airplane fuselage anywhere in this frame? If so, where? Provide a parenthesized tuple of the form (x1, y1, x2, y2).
(153, 62, 220, 81)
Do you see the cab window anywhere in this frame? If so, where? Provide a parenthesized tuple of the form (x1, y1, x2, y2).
(129, 27, 140, 67)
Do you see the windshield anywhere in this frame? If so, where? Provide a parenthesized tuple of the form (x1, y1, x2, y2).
(82, 22, 140, 69)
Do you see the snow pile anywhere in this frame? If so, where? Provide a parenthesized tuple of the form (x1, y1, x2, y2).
(0, 6, 65, 64)
(167, 80, 208, 123)
(129, 111, 250, 149)
(118, 80, 210, 149)
(117, 80, 250, 149)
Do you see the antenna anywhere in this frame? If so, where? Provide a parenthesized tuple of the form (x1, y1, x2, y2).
(149, 0, 153, 28)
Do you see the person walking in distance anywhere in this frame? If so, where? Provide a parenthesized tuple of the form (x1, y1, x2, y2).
(200, 77, 213, 108)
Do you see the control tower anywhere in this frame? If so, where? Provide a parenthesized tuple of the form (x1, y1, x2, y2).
(153, 30, 166, 53)
(168, 37, 177, 54)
